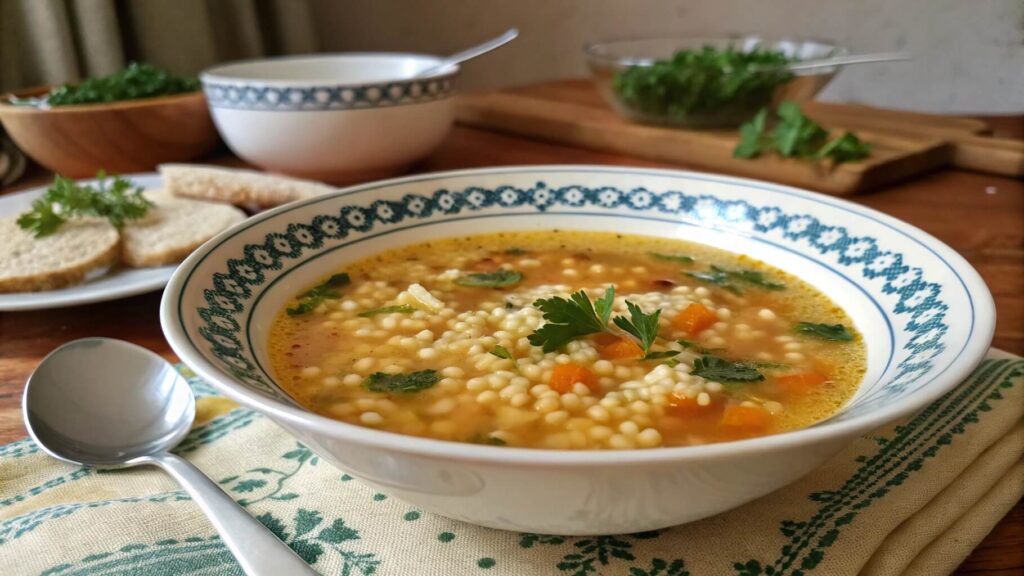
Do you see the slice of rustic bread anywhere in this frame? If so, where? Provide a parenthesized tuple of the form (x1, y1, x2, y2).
(121, 190, 247, 267)
(159, 163, 336, 208)
(0, 216, 120, 293)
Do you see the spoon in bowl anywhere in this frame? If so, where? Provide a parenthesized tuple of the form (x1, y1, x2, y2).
(414, 27, 519, 77)
(22, 338, 318, 576)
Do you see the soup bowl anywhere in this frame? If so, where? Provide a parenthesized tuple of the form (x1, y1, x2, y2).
(161, 166, 993, 535)
(200, 54, 457, 184)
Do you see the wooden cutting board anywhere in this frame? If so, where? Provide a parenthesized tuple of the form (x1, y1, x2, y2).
(455, 80, 1023, 195)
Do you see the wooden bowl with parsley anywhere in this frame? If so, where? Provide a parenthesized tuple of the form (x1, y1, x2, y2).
(0, 63, 219, 178)
(585, 36, 847, 129)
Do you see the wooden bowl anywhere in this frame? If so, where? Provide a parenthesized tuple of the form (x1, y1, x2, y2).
(0, 88, 219, 177)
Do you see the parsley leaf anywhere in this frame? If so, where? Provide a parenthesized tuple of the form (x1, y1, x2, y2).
(774, 100, 828, 157)
(815, 131, 872, 163)
(363, 370, 439, 394)
(612, 300, 662, 356)
(795, 322, 853, 342)
(469, 433, 507, 446)
(287, 273, 351, 316)
(455, 270, 524, 288)
(643, 350, 681, 360)
(691, 355, 765, 383)
(528, 286, 615, 352)
(676, 339, 719, 354)
(685, 265, 784, 294)
(17, 172, 152, 237)
(489, 345, 519, 371)
(733, 108, 770, 159)
(648, 252, 695, 264)
(358, 304, 416, 317)
(504, 247, 528, 256)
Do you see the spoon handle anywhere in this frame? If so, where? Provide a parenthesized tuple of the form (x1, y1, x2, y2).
(147, 452, 320, 575)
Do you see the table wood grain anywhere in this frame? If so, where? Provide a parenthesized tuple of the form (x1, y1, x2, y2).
(1, 89, 1021, 574)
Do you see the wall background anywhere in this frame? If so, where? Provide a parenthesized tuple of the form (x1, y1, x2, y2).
(310, 0, 1024, 114)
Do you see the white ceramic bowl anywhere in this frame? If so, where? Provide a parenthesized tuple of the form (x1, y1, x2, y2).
(161, 166, 994, 535)
(201, 54, 457, 183)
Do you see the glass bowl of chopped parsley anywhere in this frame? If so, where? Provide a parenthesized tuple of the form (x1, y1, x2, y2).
(586, 35, 847, 128)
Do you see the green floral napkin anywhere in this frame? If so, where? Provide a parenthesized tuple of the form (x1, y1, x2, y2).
(1, 354, 1021, 576)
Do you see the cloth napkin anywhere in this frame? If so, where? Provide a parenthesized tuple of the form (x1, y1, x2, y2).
(1, 353, 1021, 576)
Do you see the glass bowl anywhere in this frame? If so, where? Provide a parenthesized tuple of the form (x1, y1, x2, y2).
(585, 35, 848, 129)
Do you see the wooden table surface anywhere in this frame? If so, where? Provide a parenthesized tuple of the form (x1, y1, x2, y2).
(1, 86, 1021, 574)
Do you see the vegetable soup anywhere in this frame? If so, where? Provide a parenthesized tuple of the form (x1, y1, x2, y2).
(269, 231, 865, 450)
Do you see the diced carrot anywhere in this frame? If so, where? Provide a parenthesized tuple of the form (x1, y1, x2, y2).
(719, 404, 772, 431)
(665, 395, 710, 418)
(550, 363, 597, 394)
(671, 303, 718, 335)
(776, 372, 829, 394)
(598, 336, 643, 360)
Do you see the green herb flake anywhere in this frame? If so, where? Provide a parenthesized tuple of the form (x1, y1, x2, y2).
(612, 300, 662, 356)
(358, 304, 416, 318)
(732, 100, 872, 165)
(685, 265, 784, 294)
(648, 252, 695, 264)
(795, 322, 854, 342)
(676, 339, 720, 355)
(38, 62, 199, 107)
(17, 172, 152, 237)
(363, 370, 439, 394)
(816, 131, 872, 163)
(528, 286, 615, 352)
(455, 269, 524, 288)
(286, 273, 351, 316)
(774, 100, 829, 158)
(489, 345, 514, 361)
(643, 350, 681, 360)
(469, 433, 507, 446)
(691, 355, 765, 383)
(504, 247, 528, 256)
(733, 108, 770, 159)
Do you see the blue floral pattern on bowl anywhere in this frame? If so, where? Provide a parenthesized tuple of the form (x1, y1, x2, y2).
(202, 77, 455, 111)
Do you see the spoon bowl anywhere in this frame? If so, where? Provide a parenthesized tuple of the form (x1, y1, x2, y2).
(24, 338, 194, 467)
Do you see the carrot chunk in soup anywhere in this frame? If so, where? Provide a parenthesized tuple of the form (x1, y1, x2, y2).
(551, 363, 597, 394)
(672, 303, 718, 334)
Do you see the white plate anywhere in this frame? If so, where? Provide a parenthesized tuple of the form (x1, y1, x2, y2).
(0, 173, 176, 311)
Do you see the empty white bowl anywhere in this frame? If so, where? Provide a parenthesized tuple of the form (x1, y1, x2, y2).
(201, 54, 457, 184)
(161, 166, 994, 535)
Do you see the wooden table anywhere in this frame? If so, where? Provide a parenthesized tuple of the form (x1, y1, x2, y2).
(1, 89, 1021, 574)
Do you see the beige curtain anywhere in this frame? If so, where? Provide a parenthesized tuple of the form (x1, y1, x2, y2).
(0, 0, 319, 92)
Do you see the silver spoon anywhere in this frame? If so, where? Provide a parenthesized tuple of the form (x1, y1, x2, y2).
(783, 51, 910, 72)
(22, 338, 318, 576)
(414, 27, 519, 77)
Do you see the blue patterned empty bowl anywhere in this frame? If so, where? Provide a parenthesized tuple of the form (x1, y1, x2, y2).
(161, 166, 994, 535)
(201, 54, 457, 184)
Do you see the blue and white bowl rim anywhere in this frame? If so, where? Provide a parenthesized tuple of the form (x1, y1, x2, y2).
(161, 165, 995, 464)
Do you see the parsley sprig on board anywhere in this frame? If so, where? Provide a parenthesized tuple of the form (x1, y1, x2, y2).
(286, 273, 351, 316)
(17, 172, 152, 237)
(734, 101, 872, 164)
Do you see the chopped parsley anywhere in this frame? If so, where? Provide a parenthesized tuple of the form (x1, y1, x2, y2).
(685, 265, 784, 294)
(643, 350, 681, 360)
(676, 339, 721, 355)
(504, 247, 529, 256)
(528, 286, 615, 352)
(489, 345, 518, 370)
(455, 269, 524, 288)
(469, 433, 507, 446)
(648, 252, 695, 265)
(358, 304, 416, 317)
(691, 355, 765, 383)
(795, 322, 854, 342)
(286, 273, 351, 316)
(612, 300, 662, 357)
(363, 370, 439, 394)
(12, 62, 199, 107)
(17, 172, 152, 237)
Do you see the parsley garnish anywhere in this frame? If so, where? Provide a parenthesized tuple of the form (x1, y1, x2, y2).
(489, 345, 519, 370)
(286, 273, 351, 316)
(358, 304, 415, 317)
(455, 270, 524, 288)
(685, 265, 784, 294)
(27, 62, 199, 107)
(643, 350, 681, 360)
(528, 286, 615, 352)
(612, 300, 662, 357)
(363, 370, 439, 394)
(648, 252, 695, 264)
(676, 339, 719, 355)
(734, 100, 872, 164)
(795, 322, 853, 342)
(691, 355, 764, 383)
(17, 172, 152, 237)
(505, 247, 528, 256)
(469, 433, 507, 446)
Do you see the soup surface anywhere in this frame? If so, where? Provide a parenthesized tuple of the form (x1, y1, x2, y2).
(269, 231, 865, 449)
